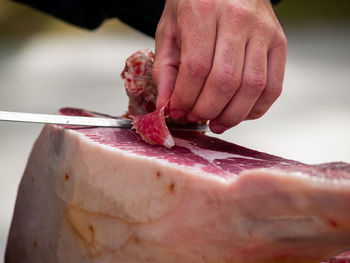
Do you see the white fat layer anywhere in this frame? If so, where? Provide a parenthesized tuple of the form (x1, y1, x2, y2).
(71, 129, 229, 181)
(174, 138, 263, 164)
(164, 135, 175, 148)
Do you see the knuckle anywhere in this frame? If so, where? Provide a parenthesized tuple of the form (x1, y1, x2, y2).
(176, 14, 185, 29)
(259, 22, 275, 37)
(273, 32, 288, 50)
(158, 22, 176, 41)
(155, 26, 162, 40)
(183, 57, 211, 79)
(267, 84, 283, 100)
(197, 0, 216, 15)
(244, 73, 266, 91)
(224, 3, 252, 23)
(177, 16, 190, 35)
(213, 70, 241, 95)
(252, 19, 271, 35)
(151, 64, 161, 80)
(278, 33, 288, 47)
(215, 70, 233, 88)
(155, 27, 167, 42)
(155, 18, 165, 35)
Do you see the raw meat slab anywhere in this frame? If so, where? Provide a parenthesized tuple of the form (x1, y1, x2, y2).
(5, 121, 350, 263)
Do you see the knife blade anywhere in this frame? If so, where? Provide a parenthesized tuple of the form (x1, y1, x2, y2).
(0, 110, 209, 131)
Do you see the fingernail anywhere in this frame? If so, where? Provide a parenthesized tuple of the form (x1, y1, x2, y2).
(187, 114, 199, 123)
(170, 109, 184, 119)
(210, 125, 227, 134)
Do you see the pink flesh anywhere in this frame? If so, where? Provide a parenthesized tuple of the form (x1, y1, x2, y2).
(131, 104, 174, 148)
(322, 252, 350, 263)
(121, 49, 157, 116)
(59, 108, 350, 181)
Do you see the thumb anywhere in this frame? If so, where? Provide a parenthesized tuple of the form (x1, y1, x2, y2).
(153, 63, 178, 108)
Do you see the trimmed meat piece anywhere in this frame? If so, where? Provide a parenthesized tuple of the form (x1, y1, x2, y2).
(132, 103, 174, 148)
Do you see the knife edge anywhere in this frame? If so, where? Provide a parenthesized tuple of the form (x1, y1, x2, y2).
(0, 111, 209, 131)
(0, 111, 132, 128)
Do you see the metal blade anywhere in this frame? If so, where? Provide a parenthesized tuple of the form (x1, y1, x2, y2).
(0, 110, 209, 131)
(0, 111, 132, 128)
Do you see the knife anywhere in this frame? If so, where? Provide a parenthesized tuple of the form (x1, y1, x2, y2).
(0, 110, 208, 131)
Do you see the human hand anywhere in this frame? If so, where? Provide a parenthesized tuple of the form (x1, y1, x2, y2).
(152, 0, 287, 133)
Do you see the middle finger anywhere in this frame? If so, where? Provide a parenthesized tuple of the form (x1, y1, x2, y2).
(187, 28, 247, 122)
(210, 37, 268, 133)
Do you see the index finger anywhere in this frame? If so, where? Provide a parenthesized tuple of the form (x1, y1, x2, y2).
(168, 1, 217, 118)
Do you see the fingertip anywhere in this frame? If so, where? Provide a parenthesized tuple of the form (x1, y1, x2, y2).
(210, 124, 227, 134)
(156, 97, 166, 109)
(156, 91, 171, 109)
(187, 114, 199, 123)
(170, 109, 185, 119)
(209, 122, 228, 134)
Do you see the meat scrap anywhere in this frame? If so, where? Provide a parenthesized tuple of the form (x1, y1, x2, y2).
(121, 49, 157, 117)
(132, 103, 174, 148)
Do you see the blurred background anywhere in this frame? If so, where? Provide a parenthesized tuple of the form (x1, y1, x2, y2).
(1, 0, 350, 258)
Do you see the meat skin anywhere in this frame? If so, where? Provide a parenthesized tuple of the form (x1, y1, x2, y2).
(5, 118, 350, 263)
